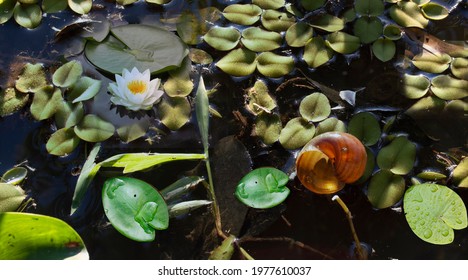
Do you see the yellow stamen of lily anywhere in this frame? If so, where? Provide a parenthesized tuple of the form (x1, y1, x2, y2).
(127, 80, 147, 95)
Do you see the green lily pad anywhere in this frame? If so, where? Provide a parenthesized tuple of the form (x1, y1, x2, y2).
(13, 3, 42, 29)
(354, 16, 383, 44)
(367, 169, 405, 209)
(116, 0, 138, 5)
(343, 8, 357, 22)
(222, 4, 262, 26)
(188, 48, 213, 64)
(389, 1, 429, 28)
(315, 117, 346, 135)
(256, 52, 294, 78)
(0, 212, 88, 259)
(348, 112, 381, 146)
(421, 3, 449, 20)
(0, 0, 16, 24)
(300, 0, 325, 11)
(67, 76, 102, 103)
(383, 24, 402, 40)
(400, 74, 430, 99)
(176, 8, 221, 45)
(158, 96, 191, 131)
(279, 117, 316, 150)
(42, 0, 68, 13)
(30, 85, 63, 121)
(241, 27, 282, 52)
(216, 48, 256, 77)
(285, 22, 314, 47)
(85, 24, 188, 75)
(431, 75, 468, 100)
(203, 26, 240, 51)
(46, 127, 80, 156)
(0, 88, 29, 117)
(310, 14, 345, 32)
(117, 118, 151, 143)
(303, 37, 334, 68)
(299, 92, 331, 122)
(404, 184, 467, 245)
(15, 63, 47, 93)
(0, 183, 26, 212)
(1, 167, 27, 185)
(246, 80, 277, 115)
(163, 76, 194, 98)
(102, 177, 169, 242)
(74, 114, 115, 142)
(53, 60, 83, 88)
(261, 9, 296, 32)
(377, 136, 416, 175)
(252, 0, 284, 9)
(55, 101, 84, 129)
(412, 52, 451, 73)
(68, 0, 92, 14)
(451, 58, 468, 80)
(355, 0, 384, 16)
(255, 113, 282, 145)
(235, 167, 290, 209)
(453, 158, 468, 188)
(372, 38, 396, 62)
(326, 31, 361, 54)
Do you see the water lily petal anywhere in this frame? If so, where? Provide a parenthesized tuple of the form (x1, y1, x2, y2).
(122, 68, 132, 80)
(142, 69, 151, 83)
(115, 74, 126, 89)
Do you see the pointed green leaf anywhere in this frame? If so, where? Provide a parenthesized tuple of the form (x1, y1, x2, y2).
(42, 0, 67, 13)
(222, 4, 262, 25)
(367, 170, 405, 209)
(195, 76, 210, 154)
(241, 27, 282, 52)
(255, 113, 282, 145)
(279, 117, 316, 150)
(0, 88, 29, 117)
(68, 76, 102, 103)
(451, 58, 468, 80)
(285, 22, 314, 47)
(203, 26, 240, 51)
(372, 38, 396, 62)
(55, 101, 84, 128)
(216, 48, 256, 77)
(299, 92, 331, 122)
(46, 127, 80, 156)
(15, 63, 47, 93)
(30, 85, 63, 121)
(326, 32, 361, 54)
(256, 52, 294, 78)
(303, 37, 334, 68)
(431, 75, 468, 100)
(400, 74, 430, 99)
(389, 1, 429, 28)
(412, 52, 451, 73)
(53, 60, 83, 88)
(161, 176, 204, 201)
(261, 9, 296, 32)
(74, 114, 115, 142)
(13, 3, 42, 29)
(158, 96, 191, 131)
(0, 183, 26, 212)
(377, 136, 416, 175)
(416, 170, 447, 180)
(1, 167, 28, 185)
(348, 112, 381, 146)
(354, 16, 383, 44)
(421, 3, 449, 20)
(68, 0, 92, 14)
(355, 0, 384, 16)
(309, 14, 345, 32)
(168, 200, 212, 217)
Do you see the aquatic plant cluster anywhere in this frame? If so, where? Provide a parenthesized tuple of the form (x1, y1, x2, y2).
(0, 0, 467, 259)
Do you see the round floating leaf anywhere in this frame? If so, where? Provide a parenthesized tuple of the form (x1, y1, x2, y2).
(400, 74, 430, 99)
(0, 183, 26, 212)
(377, 136, 416, 175)
(310, 14, 345, 32)
(222, 4, 262, 25)
(188, 48, 213, 64)
(0, 212, 88, 259)
(453, 158, 468, 188)
(299, 92, 331, 122)
(354, 16, 383, 44)
(0, 88, 29, 117)
(451, 58, 468, 80)
(246, 80, 277, 115)
(303, 37, 334, 68)
(1, 167, 27, 185)
(15, 63, 47, 93)
(216, 48, 256, 77)
(431, 75, 468, 100)
(421, 3, 449, 20)
(203, 26, 240, 51)
(30, 86, 63, 121)
(42, 0, 68, 13)
(389, 1, 429, 28)
(256, 52, 294, 78)
(13, 3, 42, 29)
(235, 167, 290, 209)
(46, 127, 80, 156)
(383, 24, 402, 40)
(55, 101, 84, 129)
(74, 114, 115, 142)
(261, 10, 296, 32)
(0, 0, 16, 24)
(355, 0, 384, 16)
(417, 170, 447, 180)
(241, 27, 282, 52)
(348, 112, 381, 146)
(355, 146, 375, 184)
(285, 22, 314, 47)
(176, 8, 221, 45)
(116, 118, 150, 143)
(85, 25, 188, 75)
(279, 117, 316, 150)
(367, 170, 405, 209)
(67, 76, 102, 103)
(315, 117, 346, 135)
(255, 113, 282, 145)
(102, 177, 169, 242)
(300, 0, 325, 11)
(158, 96, 191, 131)
(372, 38, 396, 62)
(52, 60, 83, 88)
(326, 32, 361, 54)
(252, 0, 284, 9)
(343, 8, 357, 22)
(68, 0, 92, 14)
(116, 0, 138, 5)
(163, 76, 194, 97)
(404, 184, 468, 245)
(412, 52, 451, 73)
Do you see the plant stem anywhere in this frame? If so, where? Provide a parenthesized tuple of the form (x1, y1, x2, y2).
(332, 195, 366, 260)
(205, 157, 228, 239)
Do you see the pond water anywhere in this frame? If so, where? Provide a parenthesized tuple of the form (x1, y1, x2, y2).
(0, 0, 467, 259)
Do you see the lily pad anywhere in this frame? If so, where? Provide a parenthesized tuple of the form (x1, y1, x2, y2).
(310, 14, 345, 32)
(285, 22, 314, 48)
(261, 9, 296, 32)
(116, 118, 151, 143)
(353, 16, 383, 44)
(412, 52, 451, 73)
(46, 127, 80, 156)
(222, 4, 262, 26)
(299, 92, 331, 122)
(42, 0, 68, 13)
(116, 0, 138, 5)
(216, 48, 256, 77)
(315, 117, 346, 135)
(0, 88, 29, 117)
(0, 183, 26, 212)
(203, 26, 240, 51)
(348, 112, 381, 146)
(326, 32, 361, 54)
(1, 167, 27, 185)
(246, 80, 277, 115)
(400, 74, 430, 99)
(431, 75, 468, 100)
(52, 60, 83, 88)
(367, 169, 405, 209)
(421, 3, 449, 20)
(74, 114, 115, 142)
(255, 113, 282, 145)
(453, 158, 468, 188)
(377, 136, 416, 175)
(176, 8, 221, 45)
(451, 58, 468, 80)
(0, 0, 16, 24)
(372, 38, 396, 62)
(163, 76, 194, 98)
(383, 24, 402, 40)
(13, 3, 42, 29)
(404, 184, 467, 245)
(68, 0, 92, 14)
(158, 96, 191, 131)
(279, 117, 316, 150)
(355, 0, 384, 16)
(300, 0, 325, 11)
(389, 1, 429, 28)
(241, 27, 282, 52)
(30, 86, 63, 121)
(102, 177, 169, 242)
(55, 101, 84, 129)
(303, 37, 334, 68)
(235, 167, 290, 209)
(67, 76, 102, 103)
(188, 48, 213, 65)
(15, 63, 47, 93)
(252, 0, 284, 9)
(256, 52, 294, 78)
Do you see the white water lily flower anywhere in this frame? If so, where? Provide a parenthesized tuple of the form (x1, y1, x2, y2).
(108, 67, 164, 111)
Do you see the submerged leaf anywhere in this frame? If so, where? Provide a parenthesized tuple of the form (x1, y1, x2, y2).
(15, 63, 47, 93)
(0, 88, 29, 117)
(158, 96, 191, 131)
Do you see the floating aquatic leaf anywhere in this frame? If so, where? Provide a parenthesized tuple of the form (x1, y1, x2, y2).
(0, 212, 88, 259)
(299, 92, 331, 122)
(195, 76, 210, 154)
(15, 63, 47, 93)
(285, 3, 303, 17)
(420, 3, 449, 20)
(0, 0, 15, 24)
(168, 200, 212, 217)
(13, 3, 42, 29)
(315, 117, 346, 135)
(355, 0, 384, 16)
(253, 0, 284, 9)
(377, 136, 416, 175)
(348, 112, 381, 146)
(0, 183, 26, 212)
(400, 74, 430, 99)
(163, 76, 193, 98)
(208, 235, 236, 260)
(46, 127, 80, 156)
(404, 184, 467, 245)
(53, 60, 83, 88)
(42, 0, 68, 13)
(176, 8, 221, 45)
(235, 167, 290, 209)
(405, 95, 445, 120)
(68, 0, 92, 14)
(416, 170, 447, 180)
(279, 117, 316, 150)
(30, 86, 63, 121)
(222, 4, 262, 25)
(241, 27, 282, 52)
(255, 113, 282, 145)
(0, 88, 29, 117)
(74, 114, 115, 142)
(300, 0, 325, 11)
(383, 24, 402, 40)
(412, 52, 451, 73)
(158, 96, 191, 131)
(431, 75, 468, 100)
(285, 22, 314, 47)
(310, 14, 345, 32)
(367, 170, 405, 209)
(116, 118, 150, 143)
(146, 0, 171, 4)
(303, 37, 334, 68)
(246, 80, 276, 115)
(161, 176, 204, 201)
(189, 48, 213, 64)
(354, 16, 383, 44)
(216, 48, 256, 77)
(326, 32, 360, 54)
(261, 9, 296, 32)
(453, 158, 468, 188)
(67, 76, 102, 103)
(102, 177, 169, 242)
(389, 1, 429, 28)
(55, 101, 84, 129)
(372, 38, 396, 62)
(116, 0, 138, 5)
(451, 58, 468, 80)
(256, 52, 294, 78)
(343, 8, 357, 22)
(1, 167, 27, 185)
(203, 26, 240, 51)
